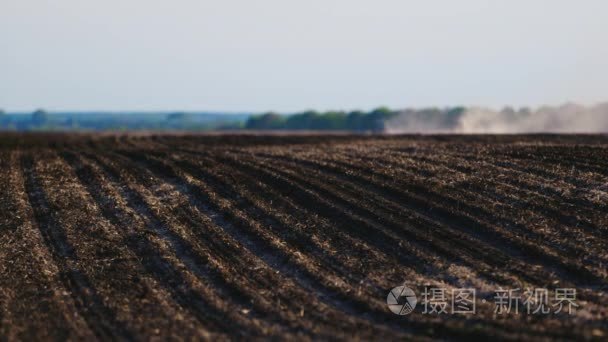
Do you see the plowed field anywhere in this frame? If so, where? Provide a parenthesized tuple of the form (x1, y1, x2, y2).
(1, 134, 606, 340)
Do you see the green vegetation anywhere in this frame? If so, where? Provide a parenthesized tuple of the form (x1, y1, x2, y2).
(0, 107, 467, 132)
(245, 107, 397, 131)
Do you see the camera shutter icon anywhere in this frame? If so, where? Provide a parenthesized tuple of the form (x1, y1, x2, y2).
(387, 286, 417, 315)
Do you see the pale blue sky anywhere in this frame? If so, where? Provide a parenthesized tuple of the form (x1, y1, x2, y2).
(1, 0, 606, 112)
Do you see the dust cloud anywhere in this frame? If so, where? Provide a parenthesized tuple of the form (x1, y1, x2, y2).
(385, 103, 608, 133)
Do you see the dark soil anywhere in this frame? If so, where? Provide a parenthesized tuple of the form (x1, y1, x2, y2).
(0, 133, 606, 340)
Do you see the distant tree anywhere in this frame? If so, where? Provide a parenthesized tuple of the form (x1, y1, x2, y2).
(245, 107, 404, 131)
(367, 107, 395, 131)
(283, 110, 348, 130)
(445, 107, 465, 128)
(31, 109, 49, 126)
(346, 111, 366, 131)
(318, 111, 347, 130)
(245, 112, 285, 129)
(285, 110, 318, 130)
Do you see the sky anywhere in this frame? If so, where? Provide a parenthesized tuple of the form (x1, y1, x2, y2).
(1, 0, 607, 113)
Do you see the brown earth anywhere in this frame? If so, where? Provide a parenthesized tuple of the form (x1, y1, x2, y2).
(0, 133, 607, 340)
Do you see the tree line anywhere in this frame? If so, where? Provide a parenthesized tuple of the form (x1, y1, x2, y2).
(245, 107, 466, 132)
(0, 107, 468, 132)
(245, 107, 396, 131)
